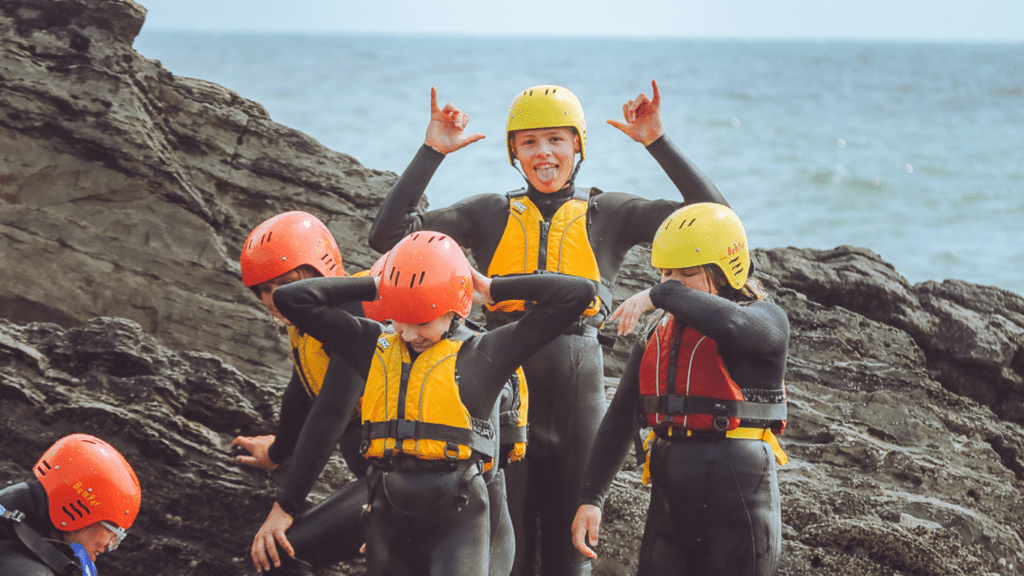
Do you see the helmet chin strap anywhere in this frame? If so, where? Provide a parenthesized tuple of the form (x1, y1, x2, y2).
(441, 315, 463, 340)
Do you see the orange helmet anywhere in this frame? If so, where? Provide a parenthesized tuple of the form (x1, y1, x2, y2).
(379, 231, 473, 324)
(241, 211, 343, 287)
(33, 434, 141, 532)
(360, 251, 389, 322)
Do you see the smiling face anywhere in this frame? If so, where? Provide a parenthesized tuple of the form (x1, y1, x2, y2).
(390, 312, 456, 353)
(510, 127, 580, 193)
(660, 266, 719, 295)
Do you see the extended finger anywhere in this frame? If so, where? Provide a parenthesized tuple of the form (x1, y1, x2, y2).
(650, 79, 661, 107)
(275, 531, 296, 559)
(606, 119, 630, 135)
(609, 303, 625, 323)
(231, 436, 252, 450)
(430, 87, 440, 114)
(252, 538, 268, 572)
(265, 534, 281, 568)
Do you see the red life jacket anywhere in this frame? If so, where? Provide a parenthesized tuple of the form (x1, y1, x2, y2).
(637, 314, 786, 432)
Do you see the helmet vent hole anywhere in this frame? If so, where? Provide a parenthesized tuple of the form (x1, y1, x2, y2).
(37, 460, 52, 476)
(265, 231, 273, 243)
(417, 271, 426, 286)
(76, 500, 91, 515)
(62, 505, 80, 521)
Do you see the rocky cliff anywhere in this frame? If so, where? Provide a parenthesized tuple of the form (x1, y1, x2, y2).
(2, 1, 1023, 575)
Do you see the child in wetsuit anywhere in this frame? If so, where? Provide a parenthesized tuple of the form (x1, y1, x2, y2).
(273, 230, 595, 576)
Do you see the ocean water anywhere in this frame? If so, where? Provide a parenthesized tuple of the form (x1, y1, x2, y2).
(134, 33, 1024, 295)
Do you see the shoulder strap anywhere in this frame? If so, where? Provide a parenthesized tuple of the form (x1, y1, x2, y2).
(11, 523, 78, 575)
(1, 503, 96, 576)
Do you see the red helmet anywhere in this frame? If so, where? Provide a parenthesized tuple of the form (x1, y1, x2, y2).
(240, 211, 343, 287)
(33, 434, 141, 532)
(357, 251, 389, 322)
(379, 231, 473, 324)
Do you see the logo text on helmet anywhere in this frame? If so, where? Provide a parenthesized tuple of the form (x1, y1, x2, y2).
(728, 242, 747, 256)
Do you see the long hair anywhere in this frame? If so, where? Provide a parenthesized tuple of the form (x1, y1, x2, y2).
(704, 265, 768, 303)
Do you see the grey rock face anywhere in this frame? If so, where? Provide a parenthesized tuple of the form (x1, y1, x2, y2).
(0, 0, 393, 383)
(1, 2, 1023, 575)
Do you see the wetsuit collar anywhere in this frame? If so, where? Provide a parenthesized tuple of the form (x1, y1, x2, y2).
(525, 183, 577, 220)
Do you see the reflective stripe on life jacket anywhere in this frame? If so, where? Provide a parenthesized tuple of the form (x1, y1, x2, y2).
(637, 314, 787, 432)
(486, 189, 604, 317)
(361, 333, 498, 462)
(288, 325, 329, 397)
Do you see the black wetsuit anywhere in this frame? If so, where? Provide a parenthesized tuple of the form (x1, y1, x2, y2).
(368, 135, 728, 576)
(0, 481, 80, 576)
(577, 281, 789, 576)
(273, 273, 595, 576)
(261, 301, 370, 575)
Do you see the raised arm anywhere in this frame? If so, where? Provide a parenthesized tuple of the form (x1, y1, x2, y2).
(475, 273, 596, 379)
(650, 281, 788, 355)
(369, 88, 487, 253)
(273, 276, 382, 373)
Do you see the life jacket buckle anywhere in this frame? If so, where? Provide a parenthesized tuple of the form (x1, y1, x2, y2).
(392, 419, 416, 440)
(713, 416, 730, 431)
(444, 441, 461, 460)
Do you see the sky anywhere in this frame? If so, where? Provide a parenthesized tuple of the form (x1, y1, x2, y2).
(136, 0, 1024, 42)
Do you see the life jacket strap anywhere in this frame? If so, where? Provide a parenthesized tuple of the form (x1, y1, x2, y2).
(1, 504, 82, 576)
(638, 394, 787, 422)
(362, 419, 497, 461)
(498, 410, 529, 444)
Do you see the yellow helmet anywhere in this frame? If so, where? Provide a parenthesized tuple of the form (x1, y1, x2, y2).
(651, 203, 750, 290)
(506, 85, 586, 165)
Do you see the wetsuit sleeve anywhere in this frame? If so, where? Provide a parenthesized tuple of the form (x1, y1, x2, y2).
(367, 145, 509, 266)
(275, 356, 364, 515)
(273, 276, 382, 376)
(368, 144, 445, 252)
(576, 342, 645, 509)
(266, 369, 313, 465)
(646, 134, 728, 208)
(475, 274, 597, 383)
(649, 282, 789, 355)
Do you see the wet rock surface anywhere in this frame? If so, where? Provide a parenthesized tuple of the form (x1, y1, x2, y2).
(2, 1, 1023, 575)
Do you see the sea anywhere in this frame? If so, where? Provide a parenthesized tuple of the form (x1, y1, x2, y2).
(133, 33, 1024, 296)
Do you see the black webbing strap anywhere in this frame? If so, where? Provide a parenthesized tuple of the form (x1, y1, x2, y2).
(362, 419, 498, 461)
(638, 394, 787, 421)
(5, 518, 78, 576)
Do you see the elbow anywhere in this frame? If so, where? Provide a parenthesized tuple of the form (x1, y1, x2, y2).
(367, 220, 388, 253)
(575, 281, 599, 315)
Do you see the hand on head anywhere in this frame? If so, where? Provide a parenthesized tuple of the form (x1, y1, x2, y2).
(608, 79, 665, 146)
(470, 267, 493, 305)
(425, 87, 486, 154)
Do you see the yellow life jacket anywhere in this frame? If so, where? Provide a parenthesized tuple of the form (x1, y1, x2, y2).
(486, 189, 603, 317)
(287, 326, 329, 397)
(361, 333, 498, 462)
